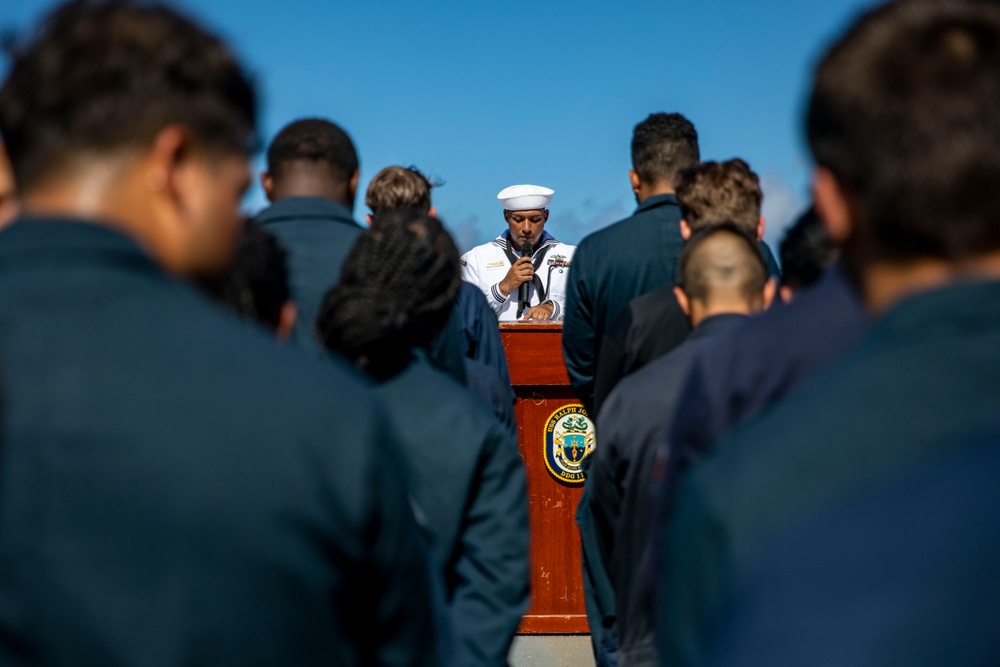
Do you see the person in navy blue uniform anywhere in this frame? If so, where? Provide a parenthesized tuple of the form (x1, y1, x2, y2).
(657, 2, 1000, 664)
(591, 159, 780, 416)
(589, 225, 773, 667)
(663, 272, 864, 506)
(663, 205, 855, 490)
(772, 206, 836, 303)
(576, 159, 781, 661)
(706, 428, 1000, 667)
(364, 165, 515, 432)
(205, 219, 299, 340)
(317, 210, 530, 667)
(564, 114, 698, 663)
(562, 113, 698, 416)
(0, 3, 437, 665)
(256, 118, 364, 344)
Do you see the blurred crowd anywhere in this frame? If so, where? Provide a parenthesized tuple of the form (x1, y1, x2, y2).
(1, 1, 1000, 666)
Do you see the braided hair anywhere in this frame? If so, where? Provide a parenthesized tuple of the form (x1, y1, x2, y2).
(316, 209, 461, 380)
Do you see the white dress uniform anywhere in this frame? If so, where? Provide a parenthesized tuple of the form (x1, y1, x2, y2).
(461, 185, 576, 322)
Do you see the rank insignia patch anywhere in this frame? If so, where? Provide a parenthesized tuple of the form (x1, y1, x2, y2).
(543, 404, 595, 484)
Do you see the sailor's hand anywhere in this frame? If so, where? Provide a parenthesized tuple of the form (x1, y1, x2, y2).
(499, 256, 534, 296)
(521, 302, 555, 321)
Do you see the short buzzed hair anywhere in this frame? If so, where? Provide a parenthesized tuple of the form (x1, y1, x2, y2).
(675, 159, 762, 234)
(366, 166, 434, 215)
(265, 118, 357, 183)
(808, 0, 1000, 261)
(677, 223, 767, 303)
(631, 113, 700, 186)
(0, 1, 257, 191)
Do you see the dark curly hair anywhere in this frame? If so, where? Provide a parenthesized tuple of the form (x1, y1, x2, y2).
(316, 210, 461, 380)
(779, 207, 837, 292)
(675, 158, 762, 235)
(0, 0, 258, 191)
(215, 222, 291, 331)
(631, 112, 700, 186)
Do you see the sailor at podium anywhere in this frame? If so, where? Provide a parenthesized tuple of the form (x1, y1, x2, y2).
(461, 184, 576, 321)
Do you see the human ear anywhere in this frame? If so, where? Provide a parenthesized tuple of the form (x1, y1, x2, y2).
(680, 219, 692, 241)
(365, 213, 373, 226)
(762, 277, 777, 310)
(813, 168, 854, 246)
(779, 284, 795, 304)
(140, 125, 203, 273)
(348, 168, 360, 201)
(261, 172, 274, 202)
(673, 286, 690, 317)
(629, 169, 641, 194)
(147, 125, 188, 196)
(429, 206, 437, 217)
(757, 216, 766, 242)
(147, 125, 195, 232)
(277, 301, 297, 341)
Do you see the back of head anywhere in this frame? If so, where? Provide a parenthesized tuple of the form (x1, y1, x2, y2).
(266, 118, 358, 191)
(676, 159, 763, 235)
(631, 112, 700, 187)
(0, 0, 256, 192)
(213, 221, 291, 332)
(316, 210, 461, 380)
(678, 223, 768, 307)
(807, 0, 1000, 262)
(366, 166, 434, 215)
(780, 207, 837, 292)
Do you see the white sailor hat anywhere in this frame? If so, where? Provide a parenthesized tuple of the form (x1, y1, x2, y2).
(497, 184, 554, 211)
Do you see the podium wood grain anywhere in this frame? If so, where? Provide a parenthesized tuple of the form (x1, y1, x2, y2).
(500, 323, 588, 634)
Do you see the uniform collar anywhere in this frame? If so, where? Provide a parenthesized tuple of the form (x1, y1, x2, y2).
(256, 196, 360, 228)
(0, 217, 160, 274)
(689, 312, 748, 342)
(872, 279, 1000, 344)
(495, 229, 559, 248)
(634, 193, 679, 214)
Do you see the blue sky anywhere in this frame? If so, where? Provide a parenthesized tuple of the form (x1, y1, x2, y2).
(4, 0, 873, 252)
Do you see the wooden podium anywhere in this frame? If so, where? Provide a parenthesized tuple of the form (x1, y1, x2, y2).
(501, 322, 590, 634)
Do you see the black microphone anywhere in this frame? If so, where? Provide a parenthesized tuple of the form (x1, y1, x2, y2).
(518, 241, 534, 312)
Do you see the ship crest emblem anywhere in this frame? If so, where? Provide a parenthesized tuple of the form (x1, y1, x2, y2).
(543, 404, 595, 484)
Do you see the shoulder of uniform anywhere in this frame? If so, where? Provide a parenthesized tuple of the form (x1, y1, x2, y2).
(578, 214, 631, 246)
(403, 360, 500, 423)
(461, 244, 485, 260)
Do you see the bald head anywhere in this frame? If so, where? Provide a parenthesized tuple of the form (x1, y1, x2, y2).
(675, 224, 772, 327)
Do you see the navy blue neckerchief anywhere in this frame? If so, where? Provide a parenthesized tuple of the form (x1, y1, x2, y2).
(503, 236, 555, 317)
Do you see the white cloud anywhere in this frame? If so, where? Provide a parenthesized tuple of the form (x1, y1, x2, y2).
(760, 172, 809, 251)
(549, 196, 630, 246)
(442, 213, 483, 255)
